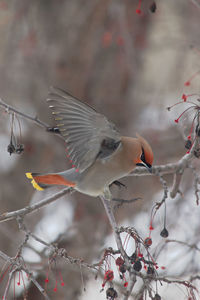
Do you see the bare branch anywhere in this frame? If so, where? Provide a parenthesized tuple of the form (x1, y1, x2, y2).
(0, 188, 72, 223)
(100, 196, 129, 263)
(123, 273, 136, 300)
(170, 171, 183, 198)
(166, 239, 200, 252)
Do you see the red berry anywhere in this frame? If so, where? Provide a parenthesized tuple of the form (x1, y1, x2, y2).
(104, 270, 114, 281)
(136, 9, 141, 14)
(182, 94, 187, 101)
(184, 81, 190, 86)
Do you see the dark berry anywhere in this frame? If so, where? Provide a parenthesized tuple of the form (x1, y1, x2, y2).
(133, 260, 142, 272)
(154, 293, 161, 300)
(147, 266, 155, 275)
(16, 144, 24, 154)
(149, 1, 156, 13)
(106, 287, 118, 299)
(130, 252, 137, 264)
(7, 143, 15, 155)
(119, 264, 127, 274)
(160, 227, 169, 238)
(185, 139, 192, 149)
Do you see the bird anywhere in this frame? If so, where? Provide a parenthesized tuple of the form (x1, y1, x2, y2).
(26, 87, 153, 200)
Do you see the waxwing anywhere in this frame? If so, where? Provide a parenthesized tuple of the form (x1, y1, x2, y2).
(26, 87, 153, 200)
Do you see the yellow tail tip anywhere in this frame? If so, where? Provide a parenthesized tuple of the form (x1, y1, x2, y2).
(26, 172, 33, 179)
(26, 172, 44, 191)
(31, 179, 44, 191)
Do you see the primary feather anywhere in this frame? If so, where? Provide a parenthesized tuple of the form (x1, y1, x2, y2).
(47, 87, 121, 172)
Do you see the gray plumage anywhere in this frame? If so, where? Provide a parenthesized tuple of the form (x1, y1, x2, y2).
(47, 87, 121, 172)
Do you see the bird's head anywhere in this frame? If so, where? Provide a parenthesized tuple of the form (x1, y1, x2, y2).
(134, 134, 154, 173)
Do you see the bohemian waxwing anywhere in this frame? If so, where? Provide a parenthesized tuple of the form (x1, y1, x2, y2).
(26, 87, 153, 200)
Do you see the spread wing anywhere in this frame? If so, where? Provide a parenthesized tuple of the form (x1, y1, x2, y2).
(47, 87, 121, 172)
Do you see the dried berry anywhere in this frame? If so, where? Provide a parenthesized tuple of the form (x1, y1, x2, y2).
(144, 237, 152, 247)
(133, 260, 142, 272)
(154, 293, 161, 300)
(7, 143, 15, 155)
(147, 266, 155, 275)
(160, 227, 169, 238)
(185, 139, 192, 149)
(16, 144, 24, 154)
(106, 287, 118, 299)
(115, 257, 124, 266)
(130, 252, 137, 264)
(149, 1, 156, 13)
(119, 264, 127, 274)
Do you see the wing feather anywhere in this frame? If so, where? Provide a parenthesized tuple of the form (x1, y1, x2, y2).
(47, 87, 121, 172)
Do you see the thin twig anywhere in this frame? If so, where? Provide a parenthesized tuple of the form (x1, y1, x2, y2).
(0, 98, 50, 129)
(166, 239, 200, 252)
(3, 267, 17, 300)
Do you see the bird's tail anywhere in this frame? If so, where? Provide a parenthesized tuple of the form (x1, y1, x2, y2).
(25, 172, 76, 191)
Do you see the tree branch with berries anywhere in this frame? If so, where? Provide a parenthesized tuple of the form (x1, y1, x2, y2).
(0, 94, 200, 300)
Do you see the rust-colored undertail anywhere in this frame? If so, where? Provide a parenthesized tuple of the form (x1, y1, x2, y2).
(26, 173, 76, 191)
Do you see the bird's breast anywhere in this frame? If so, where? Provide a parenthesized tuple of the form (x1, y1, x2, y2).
(75, 146, 134, 197)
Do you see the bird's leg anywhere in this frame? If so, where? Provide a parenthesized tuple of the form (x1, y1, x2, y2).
(100, 194, 129, 262)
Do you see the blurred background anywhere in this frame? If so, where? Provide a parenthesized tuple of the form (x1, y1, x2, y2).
(0, 0, 200, 299)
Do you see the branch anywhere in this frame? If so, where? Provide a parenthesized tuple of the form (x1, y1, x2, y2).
(0, 188, 72, 223)
(170, 171, 183, 198)
(100, 196, 129, 262)
(123, 272, 136, 300)
(166, 239, 200, 252)
(0, 98, 50, 129)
